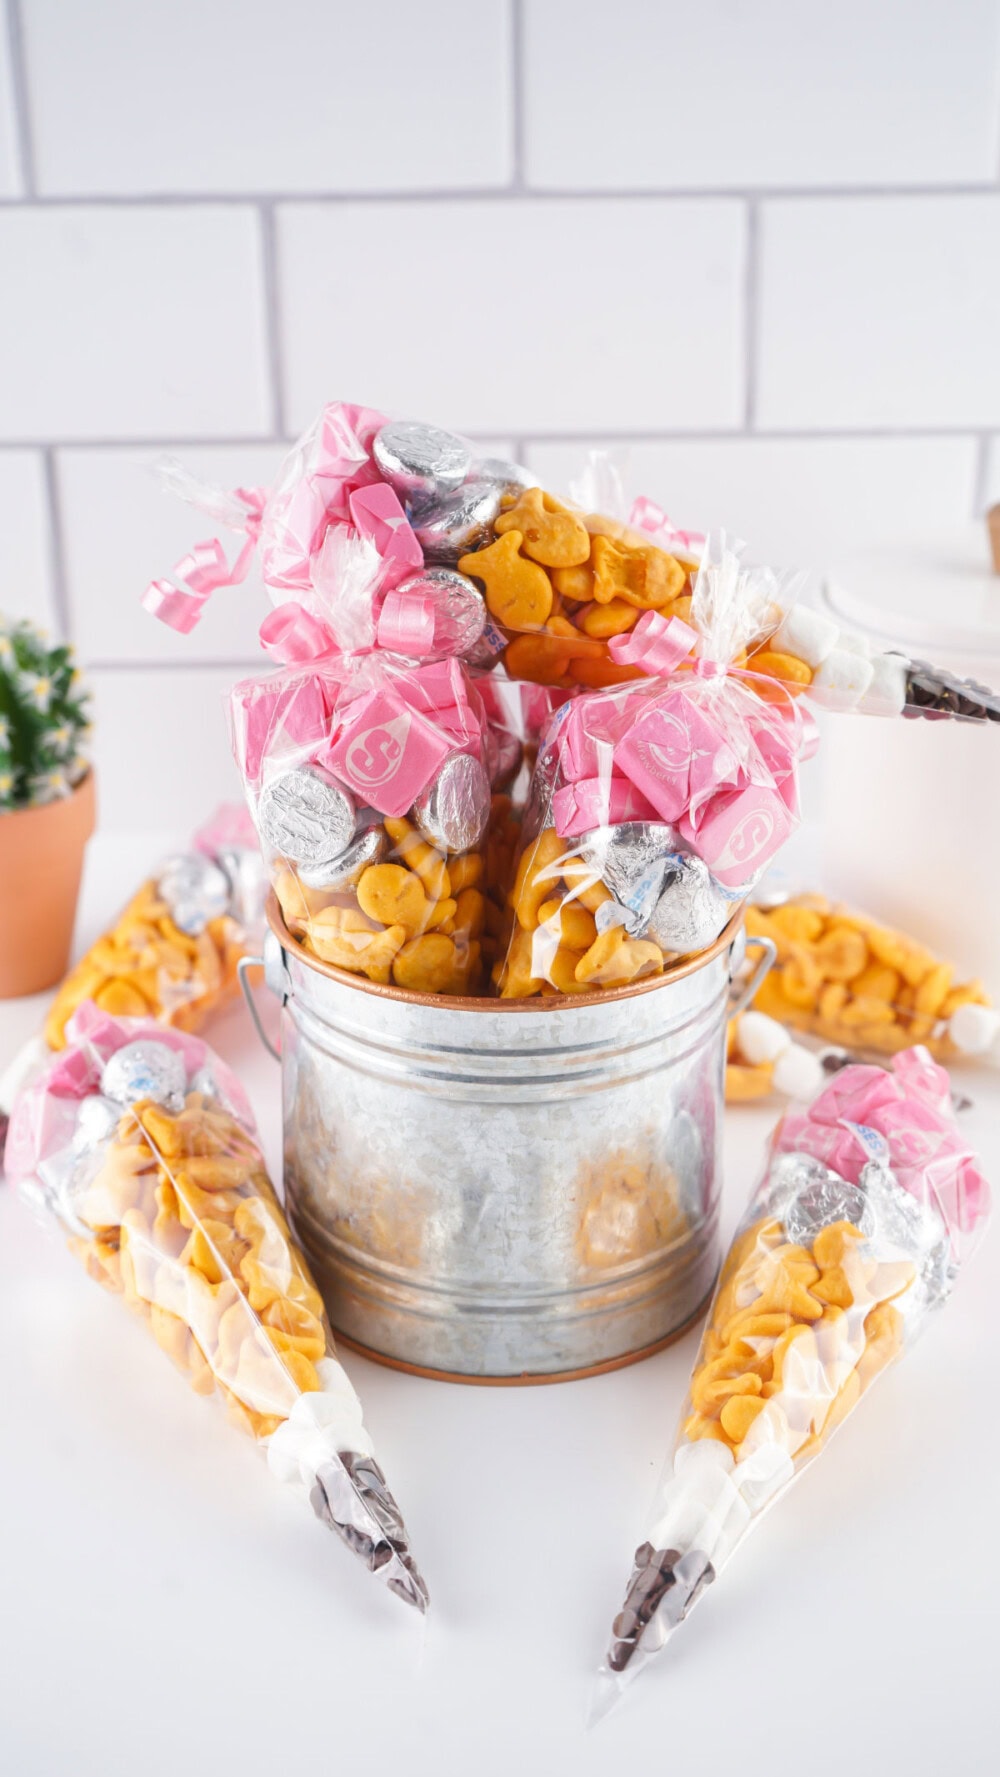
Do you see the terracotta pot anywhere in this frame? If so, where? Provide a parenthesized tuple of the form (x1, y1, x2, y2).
(0, 771, 96, 998)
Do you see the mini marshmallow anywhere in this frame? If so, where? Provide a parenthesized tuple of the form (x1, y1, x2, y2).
(810, 648, 875, 709)
(948, 1002, 1000, 1056)
(835, 628, 872, 658)
(732, 1444, 794, 1514)
(772, 606, 839, 670)
(266, 1366, 375, 1487)
(772, 1043, 826, 1100)
(737, 1011, 792, 1066)
(859, 652, 908, 717)
(674, 1437, 735, 1479)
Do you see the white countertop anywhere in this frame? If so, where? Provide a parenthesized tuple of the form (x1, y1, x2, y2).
(1, 833, 997, 1777)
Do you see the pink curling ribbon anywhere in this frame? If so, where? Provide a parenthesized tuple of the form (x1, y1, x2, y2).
(608, 610, 700, 676)
(142, 487, 266, 634)
(628, 496, 706, 559)
(258, 602, 341, 666)
(377, 588, 437, 657)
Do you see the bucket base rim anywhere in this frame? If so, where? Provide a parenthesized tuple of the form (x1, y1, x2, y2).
(330, 1280, 716, 1386)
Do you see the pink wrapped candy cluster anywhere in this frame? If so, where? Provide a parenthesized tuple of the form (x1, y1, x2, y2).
(773, 1045, 991, 1243)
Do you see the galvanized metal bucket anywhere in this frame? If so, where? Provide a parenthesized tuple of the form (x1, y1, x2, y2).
(241, 901, 773, 1383)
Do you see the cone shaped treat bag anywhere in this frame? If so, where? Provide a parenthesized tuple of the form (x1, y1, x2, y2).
(44, 804, 268, 1050)
(597, 1045, 990, 1710)
(4, 1006, 428, 1612)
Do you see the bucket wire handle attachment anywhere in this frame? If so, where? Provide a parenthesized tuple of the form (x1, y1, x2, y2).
(727, 934, 777, 1019)
(238, 953, 281, 1062)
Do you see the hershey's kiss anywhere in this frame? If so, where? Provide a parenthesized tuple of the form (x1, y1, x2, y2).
(157, 851, 232, 936)
(413, 753, 491, 852)
(299, 824, 390, 890)
(784, 1175, 876, 1248)
(408, 480, 503, 566)
(392, 567, 487, 657)
(215, 844, 269, 930)
(373, 421, 471, 501)
(101, 1040, 187, 1113)
(582, 822, 676, 934)
(646, 854, 733, 955)
(256, 767, 356, 868)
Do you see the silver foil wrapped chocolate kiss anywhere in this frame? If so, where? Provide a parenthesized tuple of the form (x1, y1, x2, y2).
(256, 767, 357, 868)
(413, 753, 491, 852)
(372, 420, 471, 501)
(408, 481, 504, 566)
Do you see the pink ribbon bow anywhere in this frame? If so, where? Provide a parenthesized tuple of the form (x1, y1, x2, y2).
(142, 486, 266, 634)
(628, 496, 706, 561)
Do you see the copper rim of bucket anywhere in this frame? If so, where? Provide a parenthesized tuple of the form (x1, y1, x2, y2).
(266, 892, 744, 1014)
(331, 1281, 716, 1386)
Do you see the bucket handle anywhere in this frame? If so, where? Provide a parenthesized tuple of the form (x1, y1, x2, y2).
(728, 935, 777, 1019)
(238, 953, 281, 1062)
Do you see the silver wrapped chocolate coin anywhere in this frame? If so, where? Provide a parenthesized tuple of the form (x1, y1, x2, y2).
(413, 753, 491, 852)
(784, 1175, 876, 1248)
(472, 456, 536, 496)
(299, 824, 389, 890)
(157, 852, 232, 936)
(392, 567, 487, 657)
(581, 822, 676, 934)
(408, 480, 503, 566)
(257, 767, 356, 867)
(101, 1040, 187, 1113)
(646, 855, 733, 955)
(373, 421, 471, 501)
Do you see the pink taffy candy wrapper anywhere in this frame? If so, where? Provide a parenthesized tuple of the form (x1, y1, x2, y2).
(772, 1046, 990, 1246)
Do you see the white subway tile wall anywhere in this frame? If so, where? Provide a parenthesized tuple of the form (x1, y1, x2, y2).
(0, 0, 998, 828)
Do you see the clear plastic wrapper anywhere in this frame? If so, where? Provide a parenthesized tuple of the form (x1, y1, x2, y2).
(745, 894, 999, 1066)
(44, 805, 267, 1049)
(597, 1045, 990, 1713)
(3, 1006, 428, 1610)
(497, 546, 805, 997)
(231, 654, 492, 995)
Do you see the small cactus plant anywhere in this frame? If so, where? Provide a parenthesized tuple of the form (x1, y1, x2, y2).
(0, 616, 91, 812)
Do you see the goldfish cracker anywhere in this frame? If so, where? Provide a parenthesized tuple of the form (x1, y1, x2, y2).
(458, 531, 554, 630)
(392, 933, 463, 995)
(512, 827, 568, 930)
(576, 599, 642, 639)
(590, 534, 686, 609)
(356, 863, 428, 936)
(746, 648, 813, 691)
(494, 487, 592, 568)
(383, 817, 451, 899)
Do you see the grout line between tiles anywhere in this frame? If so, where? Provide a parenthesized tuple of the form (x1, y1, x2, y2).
(509, 0, 526, 193)
(40, 447, 71, 642)
(743, 198, 759, 431)
(1, 183, 1000, 209)
(5, 0, 36, 196)
(257, 201, 287, 438)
